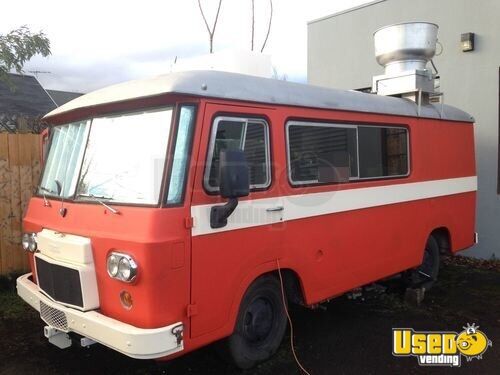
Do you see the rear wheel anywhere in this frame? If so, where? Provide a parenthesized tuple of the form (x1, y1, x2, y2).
(226, 275, 287, 369)
(405, 235, 440, 290)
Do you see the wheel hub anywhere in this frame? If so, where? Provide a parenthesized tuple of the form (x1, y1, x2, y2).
(243, 297, 274, 343)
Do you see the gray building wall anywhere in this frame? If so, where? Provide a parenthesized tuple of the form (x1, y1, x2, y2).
(307, 0, 500, 259)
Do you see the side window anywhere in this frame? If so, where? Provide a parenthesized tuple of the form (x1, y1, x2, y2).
(286, 121, 409, 186)
(205, 117, 270, 192)
(287, 123, 358, 185)
(166, 105, 196, 205)
(358, 127, 408, 178)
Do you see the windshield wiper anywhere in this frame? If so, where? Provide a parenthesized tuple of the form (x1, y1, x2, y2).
(77, 193, 120, 215)
(40, 186, 57, 195)
(78, 193, 113, 200)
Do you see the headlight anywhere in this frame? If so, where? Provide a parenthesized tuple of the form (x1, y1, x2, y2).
(22, 233, 37, 252)
(22, 233, 31, 251)
(107, 254, 120, 277)
(107, 252, 137, 282)
(118, 257, 135, 281)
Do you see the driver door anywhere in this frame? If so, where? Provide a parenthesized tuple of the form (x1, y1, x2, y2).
(189, 102, 284, 338)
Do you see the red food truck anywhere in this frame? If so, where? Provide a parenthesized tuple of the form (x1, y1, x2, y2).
(16, 68, 476, 368)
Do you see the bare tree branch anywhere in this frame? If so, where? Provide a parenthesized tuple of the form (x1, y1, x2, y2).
(198, 0, 212, 35)
(212, 0, 223, 35)
(260, 0, 273, 52)
(198, 0, 223, 53)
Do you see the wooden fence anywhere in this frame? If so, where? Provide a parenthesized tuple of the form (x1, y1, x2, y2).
(0, 134, 41, 275)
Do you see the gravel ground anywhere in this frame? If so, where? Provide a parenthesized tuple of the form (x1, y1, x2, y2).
(0, 257, 498, 375)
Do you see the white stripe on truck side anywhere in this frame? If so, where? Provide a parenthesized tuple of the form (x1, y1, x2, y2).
(191, 176, 477, 237)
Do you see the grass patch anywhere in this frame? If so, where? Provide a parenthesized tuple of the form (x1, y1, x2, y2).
(0, 289, 31, 320)
(0, 272, 24, 292)
(442, 254, 500, 272)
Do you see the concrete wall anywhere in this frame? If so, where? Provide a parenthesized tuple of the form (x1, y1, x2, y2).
(308, 0, 500, 258)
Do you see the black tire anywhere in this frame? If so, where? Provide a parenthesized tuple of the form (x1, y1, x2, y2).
(226, 275, 287, 369)
(405, 235, 440, 290)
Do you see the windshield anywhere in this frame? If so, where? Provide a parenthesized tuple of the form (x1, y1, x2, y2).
(39, 120, 90, 197)
(39, 107, 173, 205)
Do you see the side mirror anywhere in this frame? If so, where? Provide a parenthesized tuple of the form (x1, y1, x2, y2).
(210, 150, 250, 228)
(219, 149, 250, 198)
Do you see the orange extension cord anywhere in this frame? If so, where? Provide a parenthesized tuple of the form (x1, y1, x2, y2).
(276, 259, 312, 375)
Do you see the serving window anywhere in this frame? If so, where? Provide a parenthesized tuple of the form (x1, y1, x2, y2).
(286, 121, 409, 186)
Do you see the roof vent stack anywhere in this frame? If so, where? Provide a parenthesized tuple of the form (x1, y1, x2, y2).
(372, 22, 440, 103)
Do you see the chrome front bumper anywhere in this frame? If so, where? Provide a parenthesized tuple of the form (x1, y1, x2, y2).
(17, 273, 183, 359)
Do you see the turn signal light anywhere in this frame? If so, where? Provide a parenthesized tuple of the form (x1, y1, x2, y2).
(120, 290, 133, 309)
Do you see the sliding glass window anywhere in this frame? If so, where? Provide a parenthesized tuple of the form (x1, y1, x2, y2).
(286, 121, 409, 186)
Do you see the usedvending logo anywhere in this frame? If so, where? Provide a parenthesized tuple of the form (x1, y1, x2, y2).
(392, 323, 492, 367)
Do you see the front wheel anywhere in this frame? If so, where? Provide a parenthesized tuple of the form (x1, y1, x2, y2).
(404, 235, 440, 290)
(226, 275, 287, 369)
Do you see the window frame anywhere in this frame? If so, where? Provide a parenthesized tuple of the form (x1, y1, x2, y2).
(285, 120, 410, 187)
(163, 103, 198, 207)
(204, 115, 272, 194)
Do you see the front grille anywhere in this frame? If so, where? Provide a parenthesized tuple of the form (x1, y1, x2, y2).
(40, 301, 68, 332)
(35, 256, 84, 308)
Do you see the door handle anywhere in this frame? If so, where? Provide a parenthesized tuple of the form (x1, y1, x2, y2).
(266, 206, 284, 212)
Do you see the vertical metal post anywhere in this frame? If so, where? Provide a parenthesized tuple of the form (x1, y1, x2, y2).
(440, 92, 445, 118)
(417, 89, 422, 116)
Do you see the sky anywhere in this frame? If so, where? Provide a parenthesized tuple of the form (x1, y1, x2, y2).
(2, 0, 370, 93)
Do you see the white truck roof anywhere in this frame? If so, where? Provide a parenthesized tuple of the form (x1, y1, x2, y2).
(45, 70, 473, 123)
